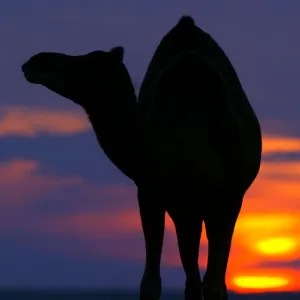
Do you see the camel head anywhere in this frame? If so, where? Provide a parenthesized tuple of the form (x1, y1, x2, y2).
(22, 46, 143, 183)
(21, 46, 136, 112)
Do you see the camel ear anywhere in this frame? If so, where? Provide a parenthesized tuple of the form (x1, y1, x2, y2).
(110, 46, 124, 62)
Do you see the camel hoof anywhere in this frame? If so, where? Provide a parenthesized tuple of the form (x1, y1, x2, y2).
(139, 276, 162, 300)
(184, 280, 202, 300)
(202, 279, 227, 300)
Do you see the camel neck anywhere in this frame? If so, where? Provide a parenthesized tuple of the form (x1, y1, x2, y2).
(84, 88, 146, 184)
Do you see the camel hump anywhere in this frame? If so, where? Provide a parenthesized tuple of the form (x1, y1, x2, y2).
(177, 16, 195, 27)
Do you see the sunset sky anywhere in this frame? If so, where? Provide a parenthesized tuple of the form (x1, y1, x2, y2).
(1, 0, 300, 294)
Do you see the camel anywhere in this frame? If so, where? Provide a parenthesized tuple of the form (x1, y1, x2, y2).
(21, 16, 262, 300)
(136, 16, 262, 300)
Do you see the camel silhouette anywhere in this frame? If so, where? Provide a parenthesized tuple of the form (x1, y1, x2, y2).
(21, 16, 262, 300)
(136, 16, 262, 300)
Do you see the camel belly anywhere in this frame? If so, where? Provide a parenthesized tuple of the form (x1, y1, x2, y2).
(150, 127, 227, 183)
(150, 123, 259, 194)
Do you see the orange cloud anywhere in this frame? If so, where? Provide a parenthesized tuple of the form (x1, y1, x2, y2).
(0, 106, 90, 137)
(0, 159, 83, 210)
(0, 158, 139, 235)
(262, 135, 300, 155)
(46, 211, 142, 238)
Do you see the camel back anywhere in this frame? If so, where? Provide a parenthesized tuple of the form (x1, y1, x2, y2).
(137, 17, 262, 192)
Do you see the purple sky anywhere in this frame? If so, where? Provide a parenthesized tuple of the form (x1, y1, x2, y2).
(1, 0, 300, 293)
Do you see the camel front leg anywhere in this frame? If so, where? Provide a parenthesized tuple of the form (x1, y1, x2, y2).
(137, 184, 165, 300)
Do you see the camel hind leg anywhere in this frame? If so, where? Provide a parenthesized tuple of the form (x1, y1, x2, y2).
(203, 189, 244, 300)
(167, 186, 203, 300)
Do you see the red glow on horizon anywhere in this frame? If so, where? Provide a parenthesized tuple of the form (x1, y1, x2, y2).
(1, 134, 300, 293)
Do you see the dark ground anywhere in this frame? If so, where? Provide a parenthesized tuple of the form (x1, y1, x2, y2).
(0, 290, 299, 300)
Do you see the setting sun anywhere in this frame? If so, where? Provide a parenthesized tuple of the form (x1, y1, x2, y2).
(236, 214, 298, 232)
(255, 237, 297, 255)
(233, 275, 289, 289)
